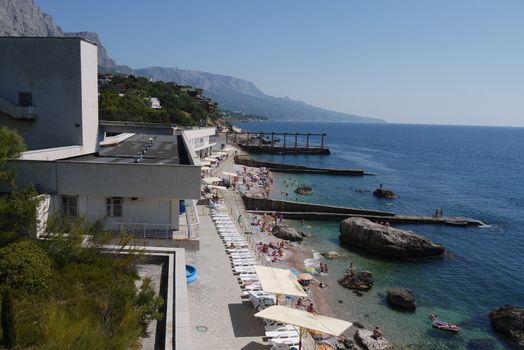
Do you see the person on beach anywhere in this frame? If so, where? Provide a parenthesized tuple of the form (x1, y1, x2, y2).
(318, 282, 327, 288)
(301, 218, 305, 225)
(307, 303, 317, 314)
(296, 298, 303, 308)
(372, 327, 383, 340)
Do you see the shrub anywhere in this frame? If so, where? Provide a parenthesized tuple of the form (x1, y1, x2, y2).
(0, 241, 52, 290)
(1, 288, 16, 349)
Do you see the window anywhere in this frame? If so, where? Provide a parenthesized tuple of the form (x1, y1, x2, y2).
(106, 197, 123, 217)
(61, 196, 78, 217)
(18, 92, 32, 106)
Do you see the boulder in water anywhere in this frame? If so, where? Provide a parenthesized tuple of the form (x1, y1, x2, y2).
(271, 224, 304, 242)
(339, 217, 445, 259)
(489, 304, 524, 347)
(321, 251, 343, 259)
(373, 188, 397, 198)
(386, 287, 416, 310)
(338, 270, 374, 291)
(354, 329, 394, 350)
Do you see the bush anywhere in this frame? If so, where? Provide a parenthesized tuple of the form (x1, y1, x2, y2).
(0, 241, 52, 290)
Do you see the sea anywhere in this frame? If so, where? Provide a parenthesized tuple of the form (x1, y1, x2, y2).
(234, 121, 524, 350)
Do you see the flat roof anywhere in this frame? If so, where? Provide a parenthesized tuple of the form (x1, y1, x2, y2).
(70, 134, 182, 165)
(0, 36, 98, 46)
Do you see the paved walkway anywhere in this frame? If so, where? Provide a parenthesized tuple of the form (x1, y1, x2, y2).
(186, 205, 269, 350)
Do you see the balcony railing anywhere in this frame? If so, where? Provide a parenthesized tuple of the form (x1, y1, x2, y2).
(104, 222, 173, 239)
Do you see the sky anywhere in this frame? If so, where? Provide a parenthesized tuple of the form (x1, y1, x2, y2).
(38, 0, 524, 126)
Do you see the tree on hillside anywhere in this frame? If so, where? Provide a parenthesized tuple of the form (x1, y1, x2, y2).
(1, 288, 16, 349)
(0, 126, 25, 187)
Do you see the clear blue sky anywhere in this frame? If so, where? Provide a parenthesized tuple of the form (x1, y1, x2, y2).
(39, 0, 524, 126)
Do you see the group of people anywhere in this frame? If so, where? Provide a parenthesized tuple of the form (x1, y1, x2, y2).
(434, 208, 444, 217)
(319, 262, 329, 273)
(295, 297, 317, 314)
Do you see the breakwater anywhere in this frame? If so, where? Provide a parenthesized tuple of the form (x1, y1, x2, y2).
(242, 196, 486, 227)
(235, 155, 372, 176)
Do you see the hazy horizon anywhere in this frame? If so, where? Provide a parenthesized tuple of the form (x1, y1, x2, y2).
(39, 0, 524, 127)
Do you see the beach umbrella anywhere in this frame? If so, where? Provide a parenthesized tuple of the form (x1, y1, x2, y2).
(254, 305, 352, 350)
(297, 273, 313, 281)
(254, 266, 307, 305)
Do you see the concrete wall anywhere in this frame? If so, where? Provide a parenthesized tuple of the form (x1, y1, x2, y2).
(4, 160, 201, 200)
(0, 37, 98, 154)
(241, 195, 394, 216)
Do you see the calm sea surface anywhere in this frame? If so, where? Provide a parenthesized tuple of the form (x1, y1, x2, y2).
(234, 122, 524, 349)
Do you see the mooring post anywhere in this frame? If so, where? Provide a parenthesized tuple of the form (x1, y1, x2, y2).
(271, 132, 275, 147)
(306, 133, 310, 148)
(295, 132, 298, 147)
(283, 132, 287, 148)
(321, 133, 326, 148)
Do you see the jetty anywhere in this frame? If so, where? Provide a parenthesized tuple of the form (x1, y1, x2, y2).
(230, 131, 331, 155)
(234, 155, 374, 176)
(242, 196, 486, 227)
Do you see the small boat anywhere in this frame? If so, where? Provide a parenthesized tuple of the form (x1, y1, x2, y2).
(432, 320, 460, 332)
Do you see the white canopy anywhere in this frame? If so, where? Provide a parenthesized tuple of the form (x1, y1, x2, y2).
(200, 160, 212, 166)
(254, 305, 352, 337)
(209, 154, 223, 159)
(204, 157, 218, 163)
(254, 266, 307, 298)
(202, 177, 222, 184)
(208, 185, 227, 190)
(222, 171, 238, 177)
(217, 151, 229, 155)
(201, 166, 211, 171)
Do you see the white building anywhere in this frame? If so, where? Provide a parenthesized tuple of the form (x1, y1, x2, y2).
(182, 127, 216, 158)
(148, 97, 162, 109)
(0, 37, 202, 247)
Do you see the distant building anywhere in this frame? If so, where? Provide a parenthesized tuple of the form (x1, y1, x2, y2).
(147, 97, 162, 109)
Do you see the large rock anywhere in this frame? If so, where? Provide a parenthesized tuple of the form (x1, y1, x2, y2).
(321, 251, 343, 259)
(354, 329, 394, 350)
(387, 288, 416, 310)
(489, 304, 524, 347)
(271, 224, 303, 242)
(338, 270, 373, 291)
(339, 217, 445, 259)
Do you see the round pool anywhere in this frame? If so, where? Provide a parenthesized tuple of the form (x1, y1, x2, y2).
(186, 264, 198, 283)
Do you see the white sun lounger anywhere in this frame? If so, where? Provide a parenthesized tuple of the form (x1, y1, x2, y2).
(266, 330, 299, 339)
(270, 337, 300, 348)
(265, 324, 296, 333)
(234, 267, 256, 273)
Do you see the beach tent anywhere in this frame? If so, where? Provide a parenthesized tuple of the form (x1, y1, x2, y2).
(204, 157, 218, 163)
(254, 305, 352, 350)
(254, 266, 307, 301)
(202, 177, 222, 184)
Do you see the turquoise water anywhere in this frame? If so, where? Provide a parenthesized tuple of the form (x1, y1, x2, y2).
(235, 122, 524, 349)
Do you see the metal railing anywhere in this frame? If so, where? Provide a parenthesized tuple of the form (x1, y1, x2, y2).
(104, 222, 173, 239)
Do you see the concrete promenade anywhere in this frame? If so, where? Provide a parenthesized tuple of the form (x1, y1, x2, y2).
(186, 205, 269, 350)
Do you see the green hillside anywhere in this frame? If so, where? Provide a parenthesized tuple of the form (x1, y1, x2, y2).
(98, 74, 218, 126)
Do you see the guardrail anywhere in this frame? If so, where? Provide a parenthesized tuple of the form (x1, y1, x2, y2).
(104, 222, 173, 239)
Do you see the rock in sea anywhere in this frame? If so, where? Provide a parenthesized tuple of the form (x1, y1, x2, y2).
(354, 329, 394, 350)
(339, 217, 445, 259)
(489, 304, 524, 347)
(387, 287, 416, 310)
(321, 250, 343, 259)
(271, 224, 304, 242)
(338, 270, 374, 291)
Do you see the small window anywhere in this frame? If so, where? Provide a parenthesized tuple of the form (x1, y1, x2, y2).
(61, 196, 78, 217)
(18, 92, 32, 106)
(106, 197, 123, 217)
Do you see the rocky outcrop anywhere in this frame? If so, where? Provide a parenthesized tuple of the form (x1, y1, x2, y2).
(339, 217, 445, 259)
(387, 288, 416, 310)
(321, 251, 343, 259)
(373, 188, 397, 198)
(354, 329, 394, 350)
(271, 224, 304, 242)
(338, 270, 373, 291)
(489, 304, 524, 347)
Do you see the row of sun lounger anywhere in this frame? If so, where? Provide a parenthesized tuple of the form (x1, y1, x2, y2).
(211, 210, 300, 349)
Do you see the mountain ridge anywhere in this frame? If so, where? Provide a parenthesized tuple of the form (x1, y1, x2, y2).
(0, 0, 385, 123)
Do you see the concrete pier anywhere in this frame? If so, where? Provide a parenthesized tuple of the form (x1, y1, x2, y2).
(235, 156, 373, 176)
(242, 196, 486, 227)
(230, 131, 331, 155)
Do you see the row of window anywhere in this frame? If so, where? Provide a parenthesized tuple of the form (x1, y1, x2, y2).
(61, 196, 123, 217)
